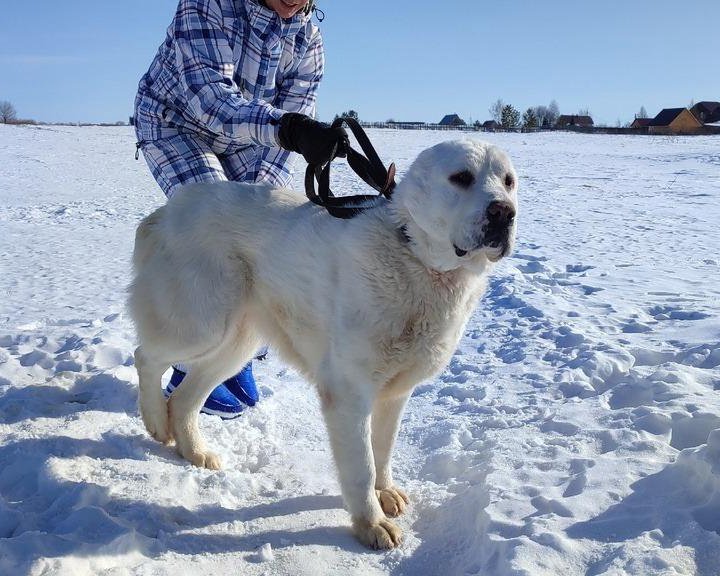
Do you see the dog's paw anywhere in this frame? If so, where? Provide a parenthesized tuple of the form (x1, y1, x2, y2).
(140, 407, 173, 445)
(179, 447, 223, 470)
(376, 487, 409, 517)
(149, 423, 173, 445)
(353, 518, 403, 550)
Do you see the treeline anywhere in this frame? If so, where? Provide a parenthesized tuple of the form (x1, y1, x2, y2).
(487, 99, 563, 129)
(0, 101, 28, 124)
(0, 100, 130, 127)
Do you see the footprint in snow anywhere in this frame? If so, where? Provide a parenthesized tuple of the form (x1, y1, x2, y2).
(447, 358, 479, 375)
(563, 458, 596, 498)
(56, 334, 86, 353)
(517, 260, 548, 274)
(540, 419, 580, 437)
(494, 344, 526, 364)
(565, 264, 595, 274)
(527, 496, 574, 518)
(437, 385, 486, 402)
(0, 335, 16, 349)
(554, 326, 587, 349)
(632, 409, 673, 436)
(648, 304, 711, 321)
(19, 349, 54, 369)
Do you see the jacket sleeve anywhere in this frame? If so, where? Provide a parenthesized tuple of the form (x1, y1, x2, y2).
(274, 26, 324, 118)
(173, 0, 282, 147)
(252, 28, 325, 186)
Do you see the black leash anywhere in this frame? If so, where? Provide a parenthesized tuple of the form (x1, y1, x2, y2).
(305, 117, 396, 219)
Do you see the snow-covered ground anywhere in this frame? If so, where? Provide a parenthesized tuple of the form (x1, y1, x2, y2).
(1, 124, 719, 575)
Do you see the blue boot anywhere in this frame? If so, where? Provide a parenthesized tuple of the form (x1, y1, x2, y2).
(165, 367, 252, 419)
(223, 362, 259, 407)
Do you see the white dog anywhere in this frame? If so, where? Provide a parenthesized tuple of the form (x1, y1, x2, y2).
(128, 139, 517, 549)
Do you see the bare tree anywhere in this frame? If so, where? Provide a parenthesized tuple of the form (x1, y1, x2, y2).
(637, 105, 648, 119)
(546, 100, 560, 125)
(577, 107, 591, 117)
(489, 99, 504, 124)
(0, 101, 17, 124)
(533, 105, 548, 127)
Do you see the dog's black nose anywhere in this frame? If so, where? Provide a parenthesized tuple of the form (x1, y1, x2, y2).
(486, 201, 515, 230)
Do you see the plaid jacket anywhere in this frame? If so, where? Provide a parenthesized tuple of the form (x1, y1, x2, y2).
(135, 0, 323, 184)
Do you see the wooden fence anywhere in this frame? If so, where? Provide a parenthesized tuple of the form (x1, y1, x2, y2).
(359, 122, 720, 136)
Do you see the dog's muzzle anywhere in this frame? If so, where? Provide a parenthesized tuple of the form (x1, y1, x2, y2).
(483, 201, 515, 249)
(454, 201, 516, 259)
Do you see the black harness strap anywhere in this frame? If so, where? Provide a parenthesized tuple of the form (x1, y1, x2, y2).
(305, 117, 396, 219)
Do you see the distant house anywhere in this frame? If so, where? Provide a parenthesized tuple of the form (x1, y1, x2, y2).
(555, 115, 594, 128)
(482, 120, 500, 131)
(648, 108, 702, 135)
(690, 101, 720, 124)
(439, 114, 466, 127)
(630, 117, 652, 129)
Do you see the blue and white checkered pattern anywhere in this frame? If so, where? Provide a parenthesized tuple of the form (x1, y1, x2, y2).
(140, 128, 298, 196)
(135, 0, 323, 192)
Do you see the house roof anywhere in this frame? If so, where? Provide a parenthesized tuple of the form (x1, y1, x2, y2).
(439, 114, 465, 126)
(482, 120, 499, 127)
(691, 101, 720, 123)
(631, 118, 652, 127)
(556, 115, 594, 126)
(648, 108, 689, 126)
(692, 101, 720, 114)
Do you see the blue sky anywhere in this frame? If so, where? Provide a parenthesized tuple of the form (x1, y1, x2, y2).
(1, 0, 717, 126)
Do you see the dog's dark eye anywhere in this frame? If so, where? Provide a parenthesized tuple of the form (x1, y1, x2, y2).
(449, 170, 475, 188)
(504, 173, 515, 189)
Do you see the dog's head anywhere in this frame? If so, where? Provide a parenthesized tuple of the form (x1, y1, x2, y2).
(391, 139, 518, 273)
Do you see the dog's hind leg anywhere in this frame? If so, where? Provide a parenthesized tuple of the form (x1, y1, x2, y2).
(135, 346, 172, 444)
(372, 391, 411, 517)
(319, 371, 403, 550)
(168, 325, 260, 470)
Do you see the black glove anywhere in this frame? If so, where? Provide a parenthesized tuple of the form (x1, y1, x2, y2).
(277, 112, 348, 165)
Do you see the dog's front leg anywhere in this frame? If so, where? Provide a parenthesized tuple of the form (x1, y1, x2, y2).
(320, 382, 403, 550)
(372, 391, 411, 518)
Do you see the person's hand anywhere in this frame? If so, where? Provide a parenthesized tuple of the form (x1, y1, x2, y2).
(277, 112, 348, 165)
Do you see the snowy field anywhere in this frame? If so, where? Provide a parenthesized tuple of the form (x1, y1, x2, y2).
(1, 124, 720, 575)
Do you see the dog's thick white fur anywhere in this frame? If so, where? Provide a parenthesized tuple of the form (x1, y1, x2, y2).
(129, 139, 517, 549)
